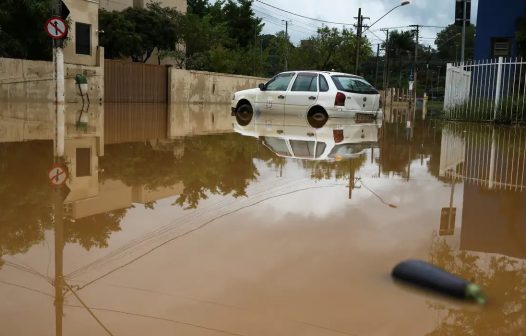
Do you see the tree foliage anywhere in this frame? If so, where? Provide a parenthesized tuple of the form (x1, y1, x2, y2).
(99, 2, 182, 63)
(0, 0, 53, 60)
(435, 23, 476, 62)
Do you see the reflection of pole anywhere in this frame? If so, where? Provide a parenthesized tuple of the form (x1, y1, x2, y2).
(54, 188, 64, 336)
(448, 177, 456, 229)
(488, 128, 497, 189)
(349, 159, 356, 199)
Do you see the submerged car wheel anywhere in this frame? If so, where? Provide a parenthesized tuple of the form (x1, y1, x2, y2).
(307, 107, 328, 128)
(236, 103, 254, 126)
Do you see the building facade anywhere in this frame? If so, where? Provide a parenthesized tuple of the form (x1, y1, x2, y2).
(475, 0, 526, 60)
(100, 0, 186, 13)
(63, 0, 101, 66)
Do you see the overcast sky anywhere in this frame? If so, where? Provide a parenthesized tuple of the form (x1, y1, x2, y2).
(250, 0, 479, 48)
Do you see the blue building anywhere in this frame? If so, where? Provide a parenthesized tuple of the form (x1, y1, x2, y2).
(475, 0, 526, 60)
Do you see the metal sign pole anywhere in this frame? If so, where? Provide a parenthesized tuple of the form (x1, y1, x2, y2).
(52, 0, 65, 158)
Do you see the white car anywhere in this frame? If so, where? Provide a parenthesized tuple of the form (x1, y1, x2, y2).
(233, 112, 381, 161)
(231, 71, 382, 128)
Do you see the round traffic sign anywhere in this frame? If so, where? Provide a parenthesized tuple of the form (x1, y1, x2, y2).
(45, 16, 68, 40)
(48, 164, 68, 187)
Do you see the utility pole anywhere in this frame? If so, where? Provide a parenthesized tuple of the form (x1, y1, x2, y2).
(283, 20, 290, 71)
(456, 0, 471, 63)
(381, 28, 390, 90)
(354, 8, 369, 75)
(409, 24, 420, 131)
(409, 25, 420, 95)
(461, 0, 467, 63)
(375, 44, 380, 87)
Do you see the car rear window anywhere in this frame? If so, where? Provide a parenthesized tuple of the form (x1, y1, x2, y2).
(328, 143, 372, 159)
(290, 140, 326, 158)
(331, 76, 378, 94)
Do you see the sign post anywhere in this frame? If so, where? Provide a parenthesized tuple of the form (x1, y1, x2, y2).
(47, 0, 69, 159)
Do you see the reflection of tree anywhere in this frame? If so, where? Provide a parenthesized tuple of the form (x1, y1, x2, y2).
(0, 141, 54, 264)
(101, 134, 261, 209)
(0, 141, 125, 265)
(427, 235, 526, 335)
(303, 156, 367, 181)
(64, 209, 126, 250)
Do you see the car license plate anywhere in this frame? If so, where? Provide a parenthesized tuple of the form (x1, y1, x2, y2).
(355, 113, 375, 123)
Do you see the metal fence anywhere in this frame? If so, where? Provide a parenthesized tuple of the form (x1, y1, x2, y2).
(440, 123, 526, 191)
(444, 57, 526, 123)
(105, 60, 168, 103)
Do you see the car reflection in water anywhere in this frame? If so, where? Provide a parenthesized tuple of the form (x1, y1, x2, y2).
(233, 105, 381, 161)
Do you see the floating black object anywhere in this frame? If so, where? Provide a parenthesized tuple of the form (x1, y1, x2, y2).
(392, 259, 486, 304)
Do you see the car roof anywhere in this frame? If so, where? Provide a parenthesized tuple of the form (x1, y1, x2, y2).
(290, 70, 363, 79)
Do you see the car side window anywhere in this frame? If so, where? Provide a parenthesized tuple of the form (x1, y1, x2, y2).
(263, 137, 290, 156)
(291, 74, 318, 92)
(266, 73, 295, 91)
(319, 76, 329, 92)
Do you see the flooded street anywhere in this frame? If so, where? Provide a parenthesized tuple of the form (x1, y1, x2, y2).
(1, 103, 526, 335)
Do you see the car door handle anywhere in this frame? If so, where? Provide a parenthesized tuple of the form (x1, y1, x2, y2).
(308, 96, 316, 100)
(278, 95, 285, 99)
(276, 130, 284, 134)
(307, 132, 315, 137)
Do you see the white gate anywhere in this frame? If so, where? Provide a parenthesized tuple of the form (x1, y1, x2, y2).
(444, 64, 471, 111)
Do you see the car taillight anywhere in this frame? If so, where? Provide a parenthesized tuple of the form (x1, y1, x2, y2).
(333, 129, 344, 143)
(335, 92, 346, 106)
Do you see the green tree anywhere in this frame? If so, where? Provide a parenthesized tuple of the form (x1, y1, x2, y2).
(288, 27, 372, 75)
(99, 2, 182, 63)
(435, 23, 475, 62)
(0, 0, 52, 60)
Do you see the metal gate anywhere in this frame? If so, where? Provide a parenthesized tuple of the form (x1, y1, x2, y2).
(105, 60, 168, 103)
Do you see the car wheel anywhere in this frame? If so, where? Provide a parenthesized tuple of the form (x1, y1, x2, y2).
(307, 108, 328, 128)
(236, 103, 253, 126)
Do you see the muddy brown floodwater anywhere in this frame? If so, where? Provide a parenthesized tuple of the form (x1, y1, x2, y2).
(1, 102, 526, 335)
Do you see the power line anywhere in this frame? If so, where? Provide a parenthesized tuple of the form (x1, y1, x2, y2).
(254, 0, 353, 26)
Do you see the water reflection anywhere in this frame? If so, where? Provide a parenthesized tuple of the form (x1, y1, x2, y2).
(2, 102, 526, 335)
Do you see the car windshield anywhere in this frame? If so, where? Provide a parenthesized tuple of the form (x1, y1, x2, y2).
(331, 76, 378, 94)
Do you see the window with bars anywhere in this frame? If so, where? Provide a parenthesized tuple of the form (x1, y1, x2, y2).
(491, 38, 512, 58)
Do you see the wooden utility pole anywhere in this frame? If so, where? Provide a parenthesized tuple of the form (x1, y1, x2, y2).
(354, 8, 369, 74)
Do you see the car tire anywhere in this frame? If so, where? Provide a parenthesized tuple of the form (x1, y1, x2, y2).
(307, 107, 328, 128)
(236, 103, 253, 126)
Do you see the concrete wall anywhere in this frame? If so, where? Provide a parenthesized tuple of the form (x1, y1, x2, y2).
(169, 69, 267, 104)
(63, 0, 100, 66)
(0, 52, 104, 104)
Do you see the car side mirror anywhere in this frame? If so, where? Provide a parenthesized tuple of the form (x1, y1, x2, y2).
(258, 83, 267, 91)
